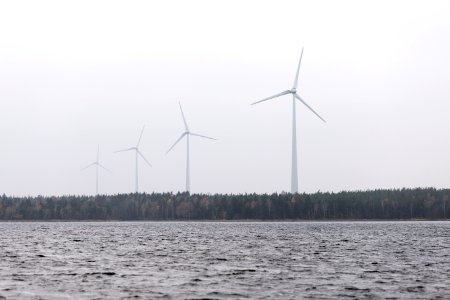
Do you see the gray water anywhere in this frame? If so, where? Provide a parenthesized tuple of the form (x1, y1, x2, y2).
(0, 222, 449, 300)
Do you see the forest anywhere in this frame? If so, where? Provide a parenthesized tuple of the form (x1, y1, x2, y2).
(0, 188, 448, 220)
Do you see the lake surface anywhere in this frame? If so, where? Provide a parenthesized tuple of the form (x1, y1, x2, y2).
(0, 221, 449, 299)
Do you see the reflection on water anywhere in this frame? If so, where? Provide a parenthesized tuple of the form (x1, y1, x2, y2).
(0, 221, 449, 299)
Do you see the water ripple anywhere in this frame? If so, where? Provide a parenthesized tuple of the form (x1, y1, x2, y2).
(0, 221, 449, 299)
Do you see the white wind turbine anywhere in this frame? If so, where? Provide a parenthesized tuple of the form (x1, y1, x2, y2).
(81, 145, 111, 195)
(114, 125, 152, 193)
(166, 103, 216, 193)
(251, 48, 326, 194)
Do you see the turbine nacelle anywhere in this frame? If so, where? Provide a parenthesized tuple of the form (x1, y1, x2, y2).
(251, 48, 326, 123)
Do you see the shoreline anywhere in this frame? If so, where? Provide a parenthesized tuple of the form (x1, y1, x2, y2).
(0, 219, 448, 222)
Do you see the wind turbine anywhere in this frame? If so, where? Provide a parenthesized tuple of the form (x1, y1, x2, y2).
(81, 145, 111, 195)
(251, 48, 326, 194)
(114, 125, 152, 193)
(166, 103, 216, 193)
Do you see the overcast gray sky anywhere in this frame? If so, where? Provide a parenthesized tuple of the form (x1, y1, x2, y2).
(1, 0, 449, 196)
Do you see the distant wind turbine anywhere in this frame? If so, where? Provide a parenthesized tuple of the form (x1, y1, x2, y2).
(166, 103, 216, 193)
(114, 125, 151, 193)
(251, 48, 326, 194)
(81, 145, 111, 195)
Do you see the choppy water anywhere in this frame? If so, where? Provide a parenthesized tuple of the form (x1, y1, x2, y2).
(0, 221, 449, 299)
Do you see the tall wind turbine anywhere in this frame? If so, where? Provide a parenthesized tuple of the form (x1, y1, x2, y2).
(81, 145, 111, 195)
(166, 103, 216, 193)
(114, 125, 152, 193)
(251, 48, 326, 194)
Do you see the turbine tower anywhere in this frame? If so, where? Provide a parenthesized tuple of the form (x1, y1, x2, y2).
(114, 125, 152, 193)
(251, 48, 326, 194)
(166, 103, 216, 193)
(81, 145, 111, 195)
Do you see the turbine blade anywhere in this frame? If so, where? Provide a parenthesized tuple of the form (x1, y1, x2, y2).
(98, 163, 112, 173)
(97, 145, 100, 163)
(81, 162, 96, 171)
(293, 47, 304, 89)
(179, 102, 189, 131)
(251, 90, 291, 105)
(137, 150, 152, 167)
(113, 147, 135, 153)
(136, 125, 145, 147)
(166, 132, 187, 154)
(295, 93, 326, 123)
(190, 132, 217, 140)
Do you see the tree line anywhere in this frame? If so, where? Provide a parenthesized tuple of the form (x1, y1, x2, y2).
(0, 188, 448, 220)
